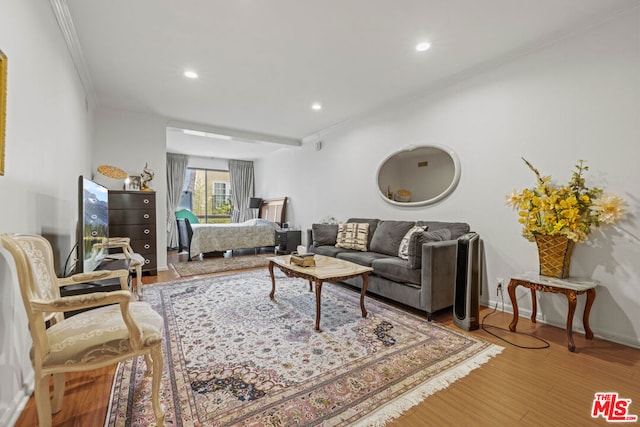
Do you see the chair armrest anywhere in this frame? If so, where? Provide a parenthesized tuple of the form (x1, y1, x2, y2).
(31, 289, 133, 313)
(33, 290, 146, 349)
(58, 269, 130, 292)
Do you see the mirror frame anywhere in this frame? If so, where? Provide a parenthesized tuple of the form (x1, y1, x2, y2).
(0, 49, 6, 176)
(376, 144, 461, 207)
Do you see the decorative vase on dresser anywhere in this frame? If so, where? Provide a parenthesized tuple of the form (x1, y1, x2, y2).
(108, 190, 157, 275)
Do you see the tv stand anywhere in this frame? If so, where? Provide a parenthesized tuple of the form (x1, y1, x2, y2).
(60, 258, 132, 317)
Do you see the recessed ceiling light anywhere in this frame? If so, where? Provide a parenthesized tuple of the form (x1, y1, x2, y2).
(415, 42, 431, 52)
(311, 103, 322, 111)
(184, 70, 199, 79)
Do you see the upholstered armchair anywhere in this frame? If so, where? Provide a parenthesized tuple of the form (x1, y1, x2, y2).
(0, 234, 164, 427)
(93, 236, 145, 299)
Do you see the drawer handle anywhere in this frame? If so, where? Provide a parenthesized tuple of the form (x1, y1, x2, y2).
(144, 259, 150, 264)
(143, 199, 150, 204)
(144, 244, 151, 250)
(143, 213, 150, 219)
(144, 229, 150, 235)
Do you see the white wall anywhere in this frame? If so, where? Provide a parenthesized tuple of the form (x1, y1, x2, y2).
(256, 10, 640, 347)
(93, 108, 168, 270)
(0, 1, 94, 424)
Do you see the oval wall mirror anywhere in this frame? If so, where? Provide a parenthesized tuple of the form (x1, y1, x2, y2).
(376, 144, 461, 207)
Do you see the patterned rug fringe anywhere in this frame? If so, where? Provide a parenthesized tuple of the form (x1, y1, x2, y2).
(354, 346, 503, 426)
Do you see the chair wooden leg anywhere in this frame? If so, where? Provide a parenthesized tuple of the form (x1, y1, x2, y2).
(135, 264, 143, 299)
(150, 345, 165, 426)
(35, 374, 53, 427)
(144, 354, 153, 375)
(51, 373, 65, 413)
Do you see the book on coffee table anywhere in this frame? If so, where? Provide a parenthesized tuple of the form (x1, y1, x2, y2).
(290, 253, 316, 267)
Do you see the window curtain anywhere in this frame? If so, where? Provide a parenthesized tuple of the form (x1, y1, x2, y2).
(229, 159, 254, 223)
(166, 153, 189, 248)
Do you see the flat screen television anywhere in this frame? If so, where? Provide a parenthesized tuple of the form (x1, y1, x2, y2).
(77, 176, 109, 273)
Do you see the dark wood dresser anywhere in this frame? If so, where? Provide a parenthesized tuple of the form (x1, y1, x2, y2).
(108, 190, 157, 275)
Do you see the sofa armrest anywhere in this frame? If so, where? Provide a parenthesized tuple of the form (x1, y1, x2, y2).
(306, 229, 314, 251)
(420, 240, 458, 314)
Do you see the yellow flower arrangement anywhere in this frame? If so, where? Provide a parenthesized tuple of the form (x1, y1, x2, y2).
(506, 158, 625, 243)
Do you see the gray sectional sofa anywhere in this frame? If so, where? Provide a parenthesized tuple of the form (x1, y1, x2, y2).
(306, 218, 470, 320)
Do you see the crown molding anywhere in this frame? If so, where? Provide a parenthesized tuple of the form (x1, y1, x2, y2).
(167, 120, 301, 147)
(49, 0, 96, 108)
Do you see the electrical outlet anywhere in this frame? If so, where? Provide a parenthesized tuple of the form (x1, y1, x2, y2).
(496, 277, 504, 291)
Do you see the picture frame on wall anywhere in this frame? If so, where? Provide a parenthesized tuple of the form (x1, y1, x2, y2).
(126, 175, 141, 191)
(0, 49, 7, 176)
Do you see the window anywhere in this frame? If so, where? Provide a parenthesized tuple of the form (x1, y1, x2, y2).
(185, 168, 232, 223)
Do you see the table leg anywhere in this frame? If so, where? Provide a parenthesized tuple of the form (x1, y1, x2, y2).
(268, 261, 276, 299)
(360, 273, 369, 318)
(508, 280, 519, 332)
(530, 288, 537, 323)
(314, 280, 323, 331)
(565, 290, 578, 352)
(583, 288, 596, 339)
(308, 280, 313, 292)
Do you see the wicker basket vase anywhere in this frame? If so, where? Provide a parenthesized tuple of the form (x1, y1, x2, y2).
(534, 234, 575, 279)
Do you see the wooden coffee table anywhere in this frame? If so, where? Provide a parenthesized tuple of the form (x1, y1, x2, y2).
(268, 254, 373, 331)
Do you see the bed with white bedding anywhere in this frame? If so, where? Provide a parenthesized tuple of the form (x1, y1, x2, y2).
(177, 197, 287, 260)
(189, 219, 280, 258)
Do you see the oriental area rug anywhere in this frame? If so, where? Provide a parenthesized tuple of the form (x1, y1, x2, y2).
(105, 270, 502, 426)
(171, 253, 272, 277)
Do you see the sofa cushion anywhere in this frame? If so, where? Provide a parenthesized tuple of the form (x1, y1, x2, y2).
(335, 223, 369, 251)
(371, 257, 422, 286)
(310, 245, 351, 257)
(312, 223, 339, 246)
(346, 218, 379, 248)
(407, 228, 452, 269)
(369, 220, 416, 257)
(398, 225, 428, 260)
(336, 251, 392, 267)
(419, 222, 470, 239)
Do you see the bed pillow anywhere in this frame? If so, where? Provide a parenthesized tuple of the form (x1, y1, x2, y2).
(398, 225, 428, 260)
(312, 223, 339, 246)
(243, 218, 280, 229)
(335, 223, 369, 252)
(407, 228, 452, 269)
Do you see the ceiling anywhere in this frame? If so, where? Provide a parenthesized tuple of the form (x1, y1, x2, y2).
(64, 0, 638, 160)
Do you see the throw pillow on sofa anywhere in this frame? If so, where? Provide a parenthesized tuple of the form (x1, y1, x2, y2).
(312, 223, 339, 246)
(369, 220, 416, 257)
(335, 223, 369, 251)
(407, 228, 452, 269)
(398, 225, 428, 260)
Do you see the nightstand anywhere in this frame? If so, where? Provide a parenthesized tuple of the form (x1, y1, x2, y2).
(275, 229, 301, 254)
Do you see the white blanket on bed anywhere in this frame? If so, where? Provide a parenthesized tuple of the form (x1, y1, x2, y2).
(189, 219, 280, 258)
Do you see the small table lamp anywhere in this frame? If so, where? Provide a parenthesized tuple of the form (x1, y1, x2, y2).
(249, 197, 262, 209)
(249, 197, 262, 218)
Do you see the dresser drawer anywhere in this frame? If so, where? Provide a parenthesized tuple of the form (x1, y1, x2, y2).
(110, 224, 156, 241)
(109, 192, 155, 209)
(109, 209, 155, 225)
(129, 239, 155, 255)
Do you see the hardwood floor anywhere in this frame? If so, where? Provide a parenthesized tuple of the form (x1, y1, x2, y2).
(15, 251, 640, 426)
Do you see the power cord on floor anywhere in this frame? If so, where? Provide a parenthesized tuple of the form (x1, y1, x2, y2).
(480, 287, 550, 349)
(62, 243, 78, 277)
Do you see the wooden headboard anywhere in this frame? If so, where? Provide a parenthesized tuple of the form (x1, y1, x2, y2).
(259, 197, 287, 225)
